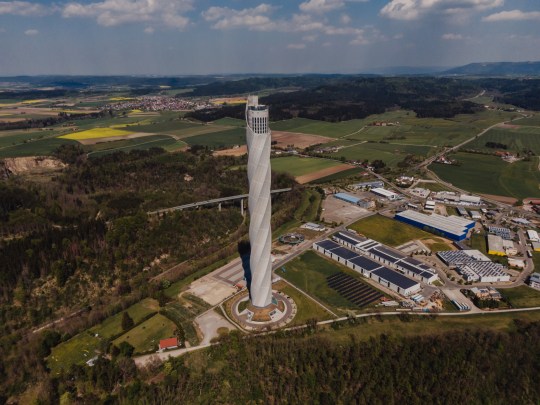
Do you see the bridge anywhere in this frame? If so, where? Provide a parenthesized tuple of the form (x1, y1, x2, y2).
(148, 188, 293, 216)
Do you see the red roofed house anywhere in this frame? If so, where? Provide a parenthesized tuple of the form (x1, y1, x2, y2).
(159, 337, 179, 351)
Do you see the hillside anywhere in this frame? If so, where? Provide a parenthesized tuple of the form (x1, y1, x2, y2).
(443, 61, 540, 76)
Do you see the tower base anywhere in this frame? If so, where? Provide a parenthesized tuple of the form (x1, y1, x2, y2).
(230, 291, 296, 331)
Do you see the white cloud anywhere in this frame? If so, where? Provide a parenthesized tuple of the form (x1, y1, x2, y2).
(62, 0, 193, 29)
(0, 1, 49, 16)
(287, 43, 306, 49)
(144, 26, 154, 34)
(299, 0, 344, 14)
(24, 28, 38, 35)
(202, 4, 278, 31)
(381, 0, 504, 20)
(393, 33, 404, 39)
(302, 34, 318, 42)
(340, 13, 351, 24)
(442, 33, 464, 40)
(483, 9, 540, 22)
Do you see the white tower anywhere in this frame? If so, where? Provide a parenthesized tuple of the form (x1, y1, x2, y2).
(246, 95, 273, 308)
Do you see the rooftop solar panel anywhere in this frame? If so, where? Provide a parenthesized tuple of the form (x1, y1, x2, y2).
(375, 245, 406, 260)
(334, 233, 361, 246)
(349, 256, 382, 271)
(372, 267, 419, 289)
(369, 248, 400, 263)
(397, 261, 432, 278)
(315, 240, 340, 251)
(331, 247, 359, 260)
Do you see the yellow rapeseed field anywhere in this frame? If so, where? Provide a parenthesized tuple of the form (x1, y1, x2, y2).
(59, 127, 133, 140)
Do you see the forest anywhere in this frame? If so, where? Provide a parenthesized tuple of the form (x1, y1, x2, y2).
(11, 318, 540, 404)
(188, 77, 484, 122)
(0, 147, 302, 399)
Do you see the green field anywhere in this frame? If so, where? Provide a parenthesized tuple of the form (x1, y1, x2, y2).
(184, 127, 245, 148)
(349, 214, 433, 246)
(500, 286, 540, 308)
(311, 167, 363, 183)
(213, 117, 245, 127)
(278, 250, 384, 313)
(430, 152, 540, 200)
(513, 114, 540, 126)
(113, 313, 177, 354)
(332, 142, 434, 167)
(274, 281, 334, 325)
(466, 126, 540, 154)
(270, 156, 343, 177)
(0, 137, 78, 158)
(160, 294, 210, 346)
(87, 136, 186, 157)
(89, 298, 159, 339)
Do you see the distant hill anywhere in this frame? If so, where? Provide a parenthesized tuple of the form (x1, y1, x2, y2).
(443, 61, 540, 76)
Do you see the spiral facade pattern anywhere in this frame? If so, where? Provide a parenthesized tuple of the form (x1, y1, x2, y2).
(246, 96, 273, 308)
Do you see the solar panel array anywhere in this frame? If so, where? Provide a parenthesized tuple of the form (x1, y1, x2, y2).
(372, 267, 419, 290)
(327, 273, 383, 308)
(488, 226, 512, 240)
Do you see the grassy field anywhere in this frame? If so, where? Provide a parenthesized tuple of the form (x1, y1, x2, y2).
(161, 294, 210, 346)
(332, 142, 434, 167)
(270, 156, 343, 177)
(273, 281, 334, 325)
(59, 127, 133, 140)
(466, 126, 540, 154)
(0, 137, 78, 158)
(311, 167, 363, 183)
(318, 309, 540, 343)
(0, 130, 64, 149)
(183, 127, 245, 148)
(113, 313, 177, 354)
(416, 182, 452, 192)
(87, 136, 186, 157)
(500, 286, 540, 308)
(514, 114, 540, 126)
(278, 250, 384, 313)
(88, 298, 159, 339)
(349, 214, 433, 246)
(430, 152, 540, 200)
(212, 117, 245, 127)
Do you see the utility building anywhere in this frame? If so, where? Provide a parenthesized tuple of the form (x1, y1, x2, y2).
(395, 210, 475, 241)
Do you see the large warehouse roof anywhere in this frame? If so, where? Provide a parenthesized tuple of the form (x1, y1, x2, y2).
(334, 193, 360, 204)
(395, 210, 474, 236)
(372, 267, 419, 290)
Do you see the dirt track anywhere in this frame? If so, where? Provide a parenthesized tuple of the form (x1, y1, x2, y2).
(296, 164, 354, 184)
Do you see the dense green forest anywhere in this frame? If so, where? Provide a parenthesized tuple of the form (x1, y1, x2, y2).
(0, 146, 302, 398)
(11, 318, 540, 404)
(188, 77, 484, 122)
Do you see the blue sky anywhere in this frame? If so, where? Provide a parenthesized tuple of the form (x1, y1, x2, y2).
(0, 0, 539, 75)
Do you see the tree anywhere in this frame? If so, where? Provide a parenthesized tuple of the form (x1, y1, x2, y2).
(117, 341, 135, 357)
(121, 312, 134, 331)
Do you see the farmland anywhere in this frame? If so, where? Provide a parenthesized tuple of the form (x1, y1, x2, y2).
(349, 214, 433, 246)
(270, 156, 344, 177)
(86, 136, 187, 157)
(59, 127, 133, 140)
(184, 127, 245, 148)
(430, 152, 540, 200)
(465, 126, 540, 154)
(0, 137, 78, 158)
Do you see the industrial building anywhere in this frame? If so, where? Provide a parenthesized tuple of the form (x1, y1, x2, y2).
(455, 262, 509, 283)
(529, 273, 540, 290)
(350, 180, 384, 190)
(395, 210, 475, 241)
(333, 193, 374, 209)
(332, 231, 439, 284)
(371, 187, 400, 200)
(469, 211, 482, 220)
(488, 226, 512, 240)
(432, 192, 482, 206)
(456, 207, 469, 217)
(487, 234, 506, 256)
(527, 230, 539, 242)
(313, 239, 422, 296)
(424, 200, 435, 211)
(532, 241, 540, 252)
(437, 250, 491, 266)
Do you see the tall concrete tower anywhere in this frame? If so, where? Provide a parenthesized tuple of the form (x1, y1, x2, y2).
(245, 95, 273, 308)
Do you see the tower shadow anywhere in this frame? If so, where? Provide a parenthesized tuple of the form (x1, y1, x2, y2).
(237, 240, 252, 298)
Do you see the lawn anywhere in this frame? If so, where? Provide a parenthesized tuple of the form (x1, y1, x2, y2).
(48, 332, 103, 375)
(270, 156, 343, 177)
(349, 214, 433, 246)
(500, 286, 540, 308)
(113, 313, 177, 354)
(430, 152, 540, 200)
(466, 126, 540, 154)
(87, 136, 186, 157)
(160, 294, 210, 346)
(88, 298, 159, 339)
(514, 114, 540, 126)
(278, 250, 384, 313)
(59, 127, 133, 140)
(213, 117, 245, 127)
(273, 281, 334, 326)
(333, 142, 434, 167)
